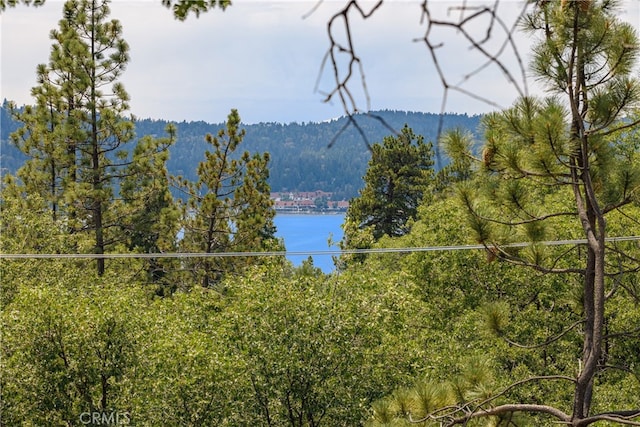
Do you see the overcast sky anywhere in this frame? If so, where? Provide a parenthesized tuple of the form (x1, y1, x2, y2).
(2, 0, 639, 124)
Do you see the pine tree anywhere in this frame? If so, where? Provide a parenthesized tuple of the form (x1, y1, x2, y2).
(8, 62, 78, 222)
(10, 0, 175, 276)
(65, 0, 133, 275)
(175, 109, 278, 288)
(119, 124, 179, 290)
(433, 1, 640, 424)
(344, 124, 434, 243)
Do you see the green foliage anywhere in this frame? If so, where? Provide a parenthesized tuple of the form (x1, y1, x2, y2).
(0, 183, 92, 306)
(3, 2, 639, 426)
(8, 96, 71, 223)
(293, 255, 324, 277)
(161, 0, 230, 21)
(221, 266, 429, 425)
(435, 127, 475, 193)
(344, 124, 434, 250)
(119, 124, 180, 290)
(0, 0, 45, 11)
(130, 288, 237, 425)
(1, 274, 149, 426)
(174, 109, 279, 288)
(481, 302, 510, 337)
(3, 108, 483, 200)
(373, 1, 640, 425)
(2, 226, 432, 426)
(361, 184, 639, 425)
(128, 111, 481, 199)
(7, 0, 147, 275)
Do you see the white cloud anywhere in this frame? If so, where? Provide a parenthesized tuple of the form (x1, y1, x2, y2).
(2, 0, 638, 123)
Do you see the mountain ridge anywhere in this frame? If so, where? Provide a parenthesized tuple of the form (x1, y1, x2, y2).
(1, 105, 482, 199)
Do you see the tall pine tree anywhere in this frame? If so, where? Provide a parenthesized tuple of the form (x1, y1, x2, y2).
(175, 109, 278, 289)
(10, 0, 175, 276)
(344, 124, 434, 243)
(119, 124, 179, 291)
(406, 1, 640, 425)
(8, 62, 79, 222)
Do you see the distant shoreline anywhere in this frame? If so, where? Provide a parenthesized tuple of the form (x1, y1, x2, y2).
(275, 211, 346, 215)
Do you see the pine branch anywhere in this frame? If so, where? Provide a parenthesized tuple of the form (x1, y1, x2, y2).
(578, 411, 640, 427)
(412, 376, 575, 425)
(444, 403, 570, 426)
(500, 319, 584, 349)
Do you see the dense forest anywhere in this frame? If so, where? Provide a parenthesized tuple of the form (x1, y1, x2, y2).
(2, 0, 640, 426)
(1, 103, 481, 199)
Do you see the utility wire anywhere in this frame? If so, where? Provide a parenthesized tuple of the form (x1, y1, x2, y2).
(1, 236, 639, 260)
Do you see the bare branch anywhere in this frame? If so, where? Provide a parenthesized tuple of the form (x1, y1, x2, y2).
(577, 411, 640, 427)
(326, 112, 398, 150)
(419, 0, 529, 104)
(492, 243, 585, 275)
(501, 319, 584, 349)
(319, 0, 383, 116)
(317, 0, 531, 155)
(411, 375, 575, 424)
(445, 403, 571, 426)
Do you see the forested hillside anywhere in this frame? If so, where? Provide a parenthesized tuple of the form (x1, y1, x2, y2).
(2, 103, 481, 199)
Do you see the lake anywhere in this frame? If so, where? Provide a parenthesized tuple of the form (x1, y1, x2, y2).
(274, 214, 345, 272)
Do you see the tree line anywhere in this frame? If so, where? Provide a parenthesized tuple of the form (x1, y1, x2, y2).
(2, 103, 482, 200)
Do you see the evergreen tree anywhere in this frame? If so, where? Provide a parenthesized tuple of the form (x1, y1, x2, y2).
(380, 1, 640, 425)
(9, 0, 174, 276)
(161, 0, 230, 20)
(344, 124, 434, 244)
(175, 109, 278, 289)
(8, 67, 72, 222)
(433, 128, 474, 194)
(63, 0, 133, 276)
(119, 124, 179, 290)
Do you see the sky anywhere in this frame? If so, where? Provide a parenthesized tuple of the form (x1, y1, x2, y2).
(2, 0, 639, 124)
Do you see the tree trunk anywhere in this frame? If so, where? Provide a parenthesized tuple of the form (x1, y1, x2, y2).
(90, 0, 104, 276)
(570, 124, 606, 423)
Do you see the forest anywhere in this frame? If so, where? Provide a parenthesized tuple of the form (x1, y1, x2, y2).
(1, 104, 482, 200)
(1, 0, 640, 426)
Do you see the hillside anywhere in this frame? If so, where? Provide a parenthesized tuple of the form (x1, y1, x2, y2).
(1, 105, 482, 199)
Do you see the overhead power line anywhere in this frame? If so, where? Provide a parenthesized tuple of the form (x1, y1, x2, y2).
(1, 236, 639, 260)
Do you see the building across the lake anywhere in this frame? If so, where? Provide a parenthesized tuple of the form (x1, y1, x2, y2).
(270, 191, 349, 213)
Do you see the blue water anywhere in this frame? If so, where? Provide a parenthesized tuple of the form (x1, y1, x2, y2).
(274, 214, 345, 272)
